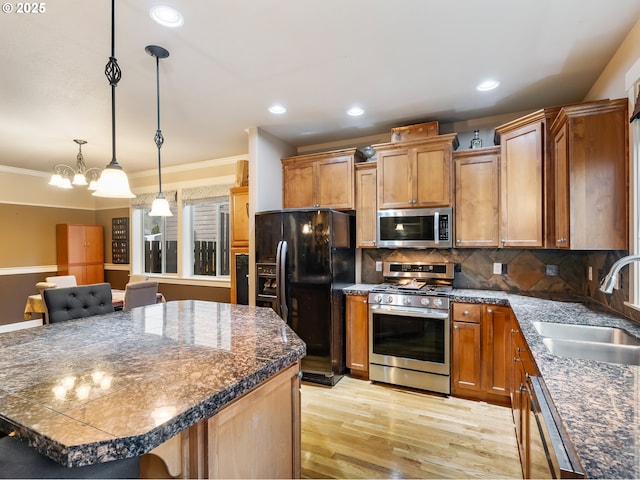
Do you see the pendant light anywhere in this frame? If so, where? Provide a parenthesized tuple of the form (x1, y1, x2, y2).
(146, 44, 172, 217)
(93, 0, 135, 199)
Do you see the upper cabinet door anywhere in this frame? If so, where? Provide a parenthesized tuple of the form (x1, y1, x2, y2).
(316, 155, 354, 209)
(414, 143, 452, 207)
(498, 121, 544, 248)
(550, 99, 628, 250)
(376, 147, 412, 209)
(454, 147, 500, 248)
(355, 163, 378, 248)
(282, 161, 315, 209)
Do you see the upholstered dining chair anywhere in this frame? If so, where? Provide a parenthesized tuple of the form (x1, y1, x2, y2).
(44, 275, 77, 288)
(42, 283, 114, 323)
(0, 435, 139, 479)
(123, 281, 159, 311)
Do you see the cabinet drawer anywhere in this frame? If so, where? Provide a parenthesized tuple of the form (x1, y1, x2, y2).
(451, 303, 482, 323)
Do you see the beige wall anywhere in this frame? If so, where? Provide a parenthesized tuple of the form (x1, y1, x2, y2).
(585, 16, 640, 100)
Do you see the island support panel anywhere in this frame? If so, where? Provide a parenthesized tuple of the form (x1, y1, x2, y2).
(141, 362, 302, 479)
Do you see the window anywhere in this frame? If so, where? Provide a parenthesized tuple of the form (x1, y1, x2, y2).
(132, 193, 178, 275)
(131, 185, 232, 281)
(183, 196, 230, 277)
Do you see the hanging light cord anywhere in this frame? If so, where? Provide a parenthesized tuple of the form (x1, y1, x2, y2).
(154, 53, 165, 196)
(104, 0, 122, 168)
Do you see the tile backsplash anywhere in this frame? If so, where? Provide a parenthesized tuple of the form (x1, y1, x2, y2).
(361, 248, 640, 323)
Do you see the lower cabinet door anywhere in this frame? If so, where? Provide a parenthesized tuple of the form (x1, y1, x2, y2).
(451, 320, 482, 395)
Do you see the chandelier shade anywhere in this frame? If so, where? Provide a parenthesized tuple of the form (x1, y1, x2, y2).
(49, 139, 101, 191)
(93, 0, 135, 199)
(146, 44, 172, 216)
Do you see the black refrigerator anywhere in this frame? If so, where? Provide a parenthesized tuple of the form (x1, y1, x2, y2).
(255, 209, 355, 386)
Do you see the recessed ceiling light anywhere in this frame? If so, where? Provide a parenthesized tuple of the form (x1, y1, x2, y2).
(347, 106, 364, 117)
(150, 5, 184, 28)
(476, 80, 500, 91)
(268, 104, 287, 114)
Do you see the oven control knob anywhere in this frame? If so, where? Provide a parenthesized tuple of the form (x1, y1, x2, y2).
(386, 296, 394, 304)
(420, 298, 430, 306)
(404, 297, 412, 306)
(374, 295, 382, 304)
(432, 298, 443, 308)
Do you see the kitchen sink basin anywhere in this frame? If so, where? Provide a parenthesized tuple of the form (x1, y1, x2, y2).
(542, 337, 640, 366)
(532, 321, 640, 346)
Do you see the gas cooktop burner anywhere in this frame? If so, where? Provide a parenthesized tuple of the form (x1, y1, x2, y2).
(372, 283, 453, 296)
(372, 261, 455, 297)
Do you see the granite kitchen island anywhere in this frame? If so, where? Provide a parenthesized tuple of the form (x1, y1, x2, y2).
(0, 300, 306, 478)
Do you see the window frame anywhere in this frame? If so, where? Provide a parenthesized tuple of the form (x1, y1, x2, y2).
(130, 181, 233, 285)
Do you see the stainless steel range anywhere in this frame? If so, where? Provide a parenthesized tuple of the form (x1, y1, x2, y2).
(368, 261, 453, 394)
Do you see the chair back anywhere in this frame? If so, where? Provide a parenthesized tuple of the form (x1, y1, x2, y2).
(128, 274, 150, 283)
(124, 281, 158, 311)
(45, 275, 77, 288)
(43, 283, 114, 323)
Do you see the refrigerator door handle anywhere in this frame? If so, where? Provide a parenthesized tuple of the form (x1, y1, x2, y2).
(278, 240, 288, 321)
(275, 241, 283, 317)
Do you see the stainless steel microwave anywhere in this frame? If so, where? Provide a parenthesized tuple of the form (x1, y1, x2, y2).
(377, 207, 453, 248)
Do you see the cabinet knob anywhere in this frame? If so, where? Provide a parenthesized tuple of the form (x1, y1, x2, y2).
(487, 308, 493, 314)
(514, 357, 521, 362)
(463, 310, 469, 316)
(456, 239, 461, 244)
(453, 325, 458, 329)
(501, 239, 506, 244)
(362, 299, 367, 304)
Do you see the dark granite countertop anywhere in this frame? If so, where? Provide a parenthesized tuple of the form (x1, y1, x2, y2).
(343, 284, 640, 478)
(0, 300, 306, 467)
(450, 289, 640, 479)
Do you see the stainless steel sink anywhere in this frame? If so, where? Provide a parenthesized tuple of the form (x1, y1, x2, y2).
(542, 337, 640, 366)
(532, 321, 640, 346)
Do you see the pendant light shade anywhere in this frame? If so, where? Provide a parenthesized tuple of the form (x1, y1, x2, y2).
(93, 0, 135, 199)
(92, 166, 136, 198)
(149, 194, 173, 216)
(146, 44, 172, 216)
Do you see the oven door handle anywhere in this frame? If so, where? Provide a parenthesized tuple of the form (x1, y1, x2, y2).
(369, 304, 449, 319)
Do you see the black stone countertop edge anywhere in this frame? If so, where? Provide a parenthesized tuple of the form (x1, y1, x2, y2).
(0, 301, 307, 468)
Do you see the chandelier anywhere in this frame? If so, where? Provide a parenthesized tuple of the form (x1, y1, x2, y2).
(48, 139, 101, 190)
(92, 0, 135, 198)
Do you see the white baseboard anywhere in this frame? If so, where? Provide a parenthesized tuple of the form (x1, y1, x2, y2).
(0, 319, 42, 333)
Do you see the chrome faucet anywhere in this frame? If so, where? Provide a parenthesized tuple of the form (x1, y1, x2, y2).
(599, 255, 640, 294)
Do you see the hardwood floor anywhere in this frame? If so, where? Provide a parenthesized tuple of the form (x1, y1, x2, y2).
(301, 376, 522, 479)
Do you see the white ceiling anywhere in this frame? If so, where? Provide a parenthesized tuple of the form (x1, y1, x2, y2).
(2, 0, 640, 174)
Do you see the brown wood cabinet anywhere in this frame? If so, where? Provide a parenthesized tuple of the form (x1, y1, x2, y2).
(451, 302, 513, 405)
(56, 224, 104, 285)
(345, 294, 369, 379)
(494, 108, 560, 248)
(355, 163, 377, 248)
(230, 186, 249, 248)
(451, 303, 482, 393)
(453, 147, 500, 247)
(282, 148, 361, 210)
(375, 134, 458, 209)
(510, 326, 538, 479)
(230, 186, 249, 304)
(551, 98, 628, 250)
